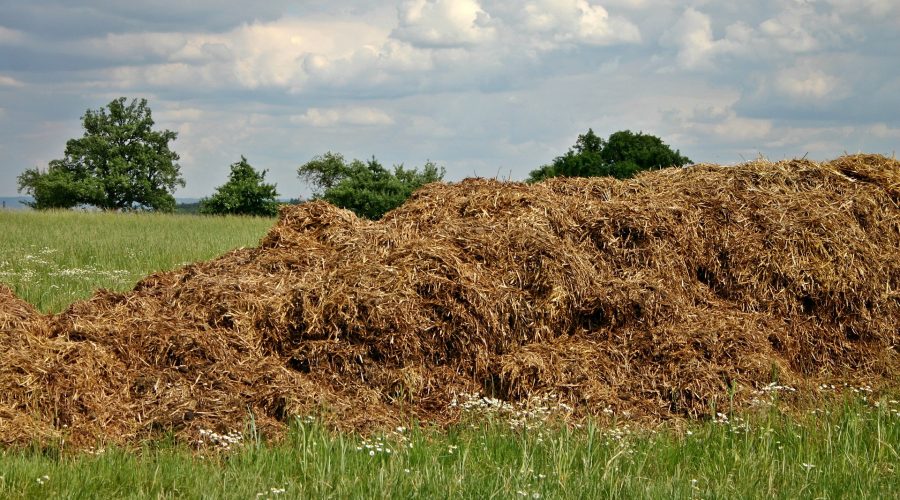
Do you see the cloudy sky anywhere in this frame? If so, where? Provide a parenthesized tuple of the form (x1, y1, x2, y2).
(1, 0, 898, 198)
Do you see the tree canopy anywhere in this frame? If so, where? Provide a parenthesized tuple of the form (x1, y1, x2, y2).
(298, 152, 445, 220)
(527, 129, 692, 182)
(199, 156, 280, 217)
(17, 97, 184, 211)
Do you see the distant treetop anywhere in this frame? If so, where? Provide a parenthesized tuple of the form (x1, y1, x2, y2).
(298, 152, 445, 220)
(528, 129, 691, 182)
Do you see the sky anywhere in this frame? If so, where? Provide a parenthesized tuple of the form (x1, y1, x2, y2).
(1, 0, 898, 198)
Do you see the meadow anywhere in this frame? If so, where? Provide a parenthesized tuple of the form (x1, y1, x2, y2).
(1, 398, 898, 498)
(0, 210, 274, 313)
(0, 210, 897, 498)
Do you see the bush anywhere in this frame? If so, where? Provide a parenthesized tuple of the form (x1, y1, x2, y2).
(200, 156, 280, 217)
(298, 152, 444, 219)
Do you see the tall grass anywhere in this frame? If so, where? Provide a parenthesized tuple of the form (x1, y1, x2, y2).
(0, 210, 274, 312)
(0, 398, 897, 498)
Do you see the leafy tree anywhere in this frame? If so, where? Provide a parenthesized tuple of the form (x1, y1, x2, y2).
(296, 151, 352, 192)
(298, 152, 445, 219)
(527, 129, 691, 182)
(14, 165, 84, 210)
(17, 97, 184, 211)
(199, 156, 281, 217)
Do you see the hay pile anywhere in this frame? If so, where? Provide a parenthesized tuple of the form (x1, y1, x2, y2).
(1, 154, 898, 448)
(0, 285, 39, 332)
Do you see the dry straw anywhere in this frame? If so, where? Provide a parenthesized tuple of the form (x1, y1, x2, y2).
(1, 154, 898, 449)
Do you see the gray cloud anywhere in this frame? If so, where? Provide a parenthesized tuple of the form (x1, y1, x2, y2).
(0, 0, 303, 38)
(1, 0, 898, 197)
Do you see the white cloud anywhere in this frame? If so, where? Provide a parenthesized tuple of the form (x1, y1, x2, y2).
(574, 0, 641, 44)
(711, 114, 773, 142)
(81, 32, 190, 61)
(825, 0, 900, 18)
(774, 68, 843, 101)
(668, 103, 773, 143)
(868, 123, 900, 139)
(519, 0, 640, 45)
(291, 107, 395, 127)
(660, 3, 867, 72)
(100, 62, 224, 90)
(48, 2, 648, 98)
(0, 75, 24, 87)
(393, 0, 495, 47)
(391, 0, 640, 53)
(660, 8, 718, 69)
(659, 7, 777, 70)
(758, 17, 819, 53)
(0, 26, 26, 45)
(599, 0, 666, 8)
(79, 18, 390, 90)
(157, 106, 206, 123)
(762, 124, 857, 152)
(297, 39, 435, 91)
(222, 18, 389, 88)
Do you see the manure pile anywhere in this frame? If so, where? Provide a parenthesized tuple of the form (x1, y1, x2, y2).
(1, 154, 899, 448)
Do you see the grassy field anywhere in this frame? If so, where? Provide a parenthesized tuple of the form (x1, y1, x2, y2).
(1, 210, 898, 498)
(0, 210, 275, 313)
(1, 400, 898, 498)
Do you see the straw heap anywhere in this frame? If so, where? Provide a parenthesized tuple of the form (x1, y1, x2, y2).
(1, 154, 898, 448)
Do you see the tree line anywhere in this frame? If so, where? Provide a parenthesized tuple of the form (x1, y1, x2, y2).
(18, 97, 692, 219)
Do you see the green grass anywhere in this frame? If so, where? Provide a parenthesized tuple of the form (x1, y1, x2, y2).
(1, 209, 898, 498)
(0, 399, 898, 499)
(0, 210, 274, 313)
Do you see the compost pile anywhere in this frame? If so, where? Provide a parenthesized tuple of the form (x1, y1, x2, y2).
(1, 154, 898, 448)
